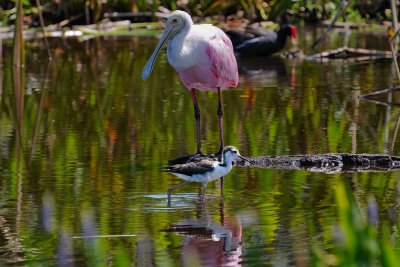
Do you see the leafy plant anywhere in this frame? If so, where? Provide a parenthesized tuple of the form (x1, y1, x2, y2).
(313, 180, 400, 266)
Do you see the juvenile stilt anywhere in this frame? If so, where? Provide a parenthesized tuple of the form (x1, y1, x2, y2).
(163, 146, 250, 206)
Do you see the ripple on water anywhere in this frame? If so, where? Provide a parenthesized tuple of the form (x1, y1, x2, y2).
(128, 193, 224, 212)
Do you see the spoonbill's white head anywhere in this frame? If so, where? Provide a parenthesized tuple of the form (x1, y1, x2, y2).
(142, 10, 193, 81)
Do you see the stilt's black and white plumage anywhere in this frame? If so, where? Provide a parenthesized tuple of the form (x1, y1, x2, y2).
(163, 146, 250, 204)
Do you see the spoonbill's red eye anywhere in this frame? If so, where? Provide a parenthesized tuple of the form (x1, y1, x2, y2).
(172, 18, 177, 23)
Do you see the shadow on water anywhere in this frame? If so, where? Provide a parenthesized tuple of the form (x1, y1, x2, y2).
(238, 56, 288, 84)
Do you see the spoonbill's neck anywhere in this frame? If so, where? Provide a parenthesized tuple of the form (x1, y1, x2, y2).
(167, 23, 193, 69)
(169, 23, 191, 51)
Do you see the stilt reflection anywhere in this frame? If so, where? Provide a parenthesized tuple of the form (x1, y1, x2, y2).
(165, 201, 242, 265)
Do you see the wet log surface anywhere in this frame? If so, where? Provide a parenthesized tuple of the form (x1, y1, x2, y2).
(168, 153, 400, 174)
(235, 154, 400, 173)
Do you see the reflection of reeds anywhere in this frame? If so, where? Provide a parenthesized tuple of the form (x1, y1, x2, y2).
(12, 3, 26, 239)
(0, 34, 2, 67)
(30, 61, 53, 161)
(0, 41, 2, 103)
(12, 65, 25, 157)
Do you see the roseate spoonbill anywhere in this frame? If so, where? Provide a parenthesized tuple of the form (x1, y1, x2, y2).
(163, 146, 250, 204)
(226, 24, 296, 57)
(142, 10, 238, 156)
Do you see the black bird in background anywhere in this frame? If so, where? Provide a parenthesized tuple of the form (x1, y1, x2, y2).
(225, 24, 296, 57)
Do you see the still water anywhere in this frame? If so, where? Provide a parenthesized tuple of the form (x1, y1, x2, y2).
(1, 26, 400, 265)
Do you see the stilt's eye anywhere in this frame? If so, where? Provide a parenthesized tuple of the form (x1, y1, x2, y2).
(172, 18, 177, 23)
(233, 151, 237, 154)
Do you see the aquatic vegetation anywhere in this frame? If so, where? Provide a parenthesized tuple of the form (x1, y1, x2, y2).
(0, 0, 387, 26)
(313, 180, 400, 266)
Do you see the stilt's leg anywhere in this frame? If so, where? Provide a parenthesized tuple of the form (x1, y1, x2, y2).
(167, 181, 191, 207)
(191, 88, 202, 155)
(198, 183, 203, 196)
(217, 87, 225, 189)
(200, 183, 208, 203)
(220, 177, 224, 196)
(203, 183, 208, 196)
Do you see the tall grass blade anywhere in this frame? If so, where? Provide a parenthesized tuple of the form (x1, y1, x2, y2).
(13, 0, 25, 67)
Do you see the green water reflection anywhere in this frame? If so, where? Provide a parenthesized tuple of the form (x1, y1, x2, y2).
(1, 28, 400, 265)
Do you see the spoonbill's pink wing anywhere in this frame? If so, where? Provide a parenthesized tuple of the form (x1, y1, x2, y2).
(206, 34, 239, 89)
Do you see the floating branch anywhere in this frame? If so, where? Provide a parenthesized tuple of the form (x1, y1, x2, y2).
(320, 21, 388, 32)
(359, 86, 400, 99)
(307, 47, 393, 60)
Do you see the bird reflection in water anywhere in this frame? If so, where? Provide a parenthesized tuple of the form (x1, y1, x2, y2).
(165, 201, 242, 265)
(238, 56, 288, 82)
(238, 56, 299, 89)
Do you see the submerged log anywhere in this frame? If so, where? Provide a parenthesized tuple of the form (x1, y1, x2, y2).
(320, 21, 388, 31)
(234, 153, 400, 173)
(281, 47, 394, 62)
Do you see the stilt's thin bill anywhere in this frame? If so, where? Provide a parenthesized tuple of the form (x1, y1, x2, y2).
(142, 25, 175, 80)
(238, 155, 252, 163)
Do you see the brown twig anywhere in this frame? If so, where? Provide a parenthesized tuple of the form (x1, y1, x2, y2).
(312, 0, 349, 52)
(359, 97, 400, 107)
(390, 27, 400, 43)
(391, 113, 400, 153)
(359, 86, 400, 98)
(56, 13, 85, 28)
(389, 41, 400, 80)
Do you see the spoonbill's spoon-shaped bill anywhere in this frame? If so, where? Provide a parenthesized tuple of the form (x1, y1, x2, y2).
(141, 23, 176, 80)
